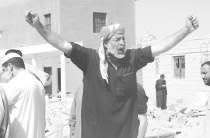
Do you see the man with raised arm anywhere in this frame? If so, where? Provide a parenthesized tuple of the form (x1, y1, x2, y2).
(25, 12, 198, 138)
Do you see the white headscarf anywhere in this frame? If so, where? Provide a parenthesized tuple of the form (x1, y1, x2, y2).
(0, 53, 21, 65)
(98, 23, 125, 83)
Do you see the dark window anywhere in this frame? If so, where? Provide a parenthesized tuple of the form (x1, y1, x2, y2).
(174, 56, 185, 79)
(57, 68, 61, 91)
(93, 12, 106, 33)
(44, 13, 51, 30)
(44, 66, 52, 94)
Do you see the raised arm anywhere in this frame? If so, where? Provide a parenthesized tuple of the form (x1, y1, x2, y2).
(151, 15, 199, 57)
(25, 11, 72, 54)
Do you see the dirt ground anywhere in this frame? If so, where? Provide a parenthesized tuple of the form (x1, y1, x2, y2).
(45, 93, 209, 138)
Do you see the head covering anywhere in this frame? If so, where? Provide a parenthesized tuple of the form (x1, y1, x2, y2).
(100, 23, 125, 43)
(98, 23, 125, 83)
(1, 53, 21, 65)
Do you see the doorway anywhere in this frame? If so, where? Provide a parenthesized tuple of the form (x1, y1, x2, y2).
(44, 66, 52, 95)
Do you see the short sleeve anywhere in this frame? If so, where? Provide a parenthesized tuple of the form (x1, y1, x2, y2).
(65, 42, 91, 72)
(134, 46, 154, 70)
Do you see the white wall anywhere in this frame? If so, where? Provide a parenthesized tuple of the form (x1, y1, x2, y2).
(135, 0, 210, 41)
(135, 0, 210, 106)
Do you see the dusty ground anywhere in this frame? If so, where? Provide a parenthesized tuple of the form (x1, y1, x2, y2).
(45, 94, 73, 138)
(45, 93, 209, 138)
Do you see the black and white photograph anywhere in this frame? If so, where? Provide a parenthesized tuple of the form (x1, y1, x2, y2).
(0, 0, 209, 138)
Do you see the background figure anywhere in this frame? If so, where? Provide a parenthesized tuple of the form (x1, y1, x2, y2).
(200, 61, 210, 138)
(0, 87, 9, 138)
(5, 49, 52, 98)
(0, 51, 46, 138)
(155, 74, 167, 110)
(181, 61, 210, 138)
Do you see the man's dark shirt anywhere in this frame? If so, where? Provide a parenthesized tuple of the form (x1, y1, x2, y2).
(65, 42, 154, 138)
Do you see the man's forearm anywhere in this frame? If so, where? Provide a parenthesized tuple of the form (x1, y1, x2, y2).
(33, 20, 71, 54)
(151, 26, 190, 57)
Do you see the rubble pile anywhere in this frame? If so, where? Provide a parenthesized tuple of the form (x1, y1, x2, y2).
(146, 104, 207, 138)
(44, 95, 207, 138)
(45, 95, 73, 138)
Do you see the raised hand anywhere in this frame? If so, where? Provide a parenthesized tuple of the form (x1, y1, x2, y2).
(25, 11, 40, 27)
(185, 15, 199, 33)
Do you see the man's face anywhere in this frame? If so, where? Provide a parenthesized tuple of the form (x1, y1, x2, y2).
(0, 65, 13, 83)
(160, 76, 165, 80)
(105, 33, 126, 59)
(201, 64, 210, 86)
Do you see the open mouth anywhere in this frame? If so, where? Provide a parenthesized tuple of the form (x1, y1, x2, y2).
(118, 48, 125, 53)
(203, 79, 208, 83)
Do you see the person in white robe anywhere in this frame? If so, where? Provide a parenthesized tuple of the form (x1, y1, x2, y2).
(0, 87, 9, 138)
(0, 52, 46, 138)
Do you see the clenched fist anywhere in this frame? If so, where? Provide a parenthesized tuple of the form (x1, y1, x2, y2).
(25, 11, 40, 27)
(185, 15, 199, 33)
